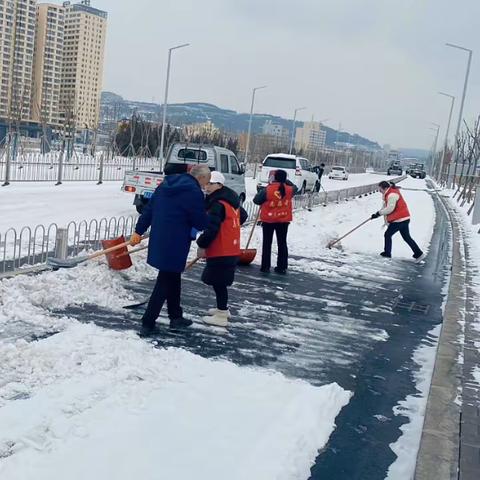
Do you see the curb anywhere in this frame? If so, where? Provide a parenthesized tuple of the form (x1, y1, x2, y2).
(414, 194, 464, 479)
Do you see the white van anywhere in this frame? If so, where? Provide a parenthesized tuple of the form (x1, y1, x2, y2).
(122, 143, 247, 213)
(257, 153, 319, 194)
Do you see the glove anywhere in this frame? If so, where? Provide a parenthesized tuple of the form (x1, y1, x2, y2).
(371, 212, 381, 220)
(130, 232, 142, 246)
(190, 228, 199, 241)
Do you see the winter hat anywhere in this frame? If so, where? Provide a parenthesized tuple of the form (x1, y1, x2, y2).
(210, 171, 226, 185)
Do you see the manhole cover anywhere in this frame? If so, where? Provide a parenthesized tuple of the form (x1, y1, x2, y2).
(392, 298, 431, 315)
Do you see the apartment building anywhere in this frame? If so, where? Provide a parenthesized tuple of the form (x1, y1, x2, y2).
(295, 121, 327, 153)
(61, 0, 107, 130)
(0, 0, 37, 122)
(31, 2, 65, 125)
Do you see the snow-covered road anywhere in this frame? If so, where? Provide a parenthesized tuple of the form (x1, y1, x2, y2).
(0, 178, 447, 480)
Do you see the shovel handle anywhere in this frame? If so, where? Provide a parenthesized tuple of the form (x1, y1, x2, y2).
(87, 235, 148, 261)
(117, 244, 149, 258)
(185, 257, 201, 270)
(327, 218, 371, 249)
(245, 208, 261, 251)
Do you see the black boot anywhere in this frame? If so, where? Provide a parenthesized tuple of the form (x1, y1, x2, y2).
(139, 324, 160, 337)
(380, 252, 392, 258)
(169, 317, 193, 329)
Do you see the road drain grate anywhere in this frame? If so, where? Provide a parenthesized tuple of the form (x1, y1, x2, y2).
(392, 298, 431, 315)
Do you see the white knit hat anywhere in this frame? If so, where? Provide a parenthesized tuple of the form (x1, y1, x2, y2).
(210, 171, 226, 185)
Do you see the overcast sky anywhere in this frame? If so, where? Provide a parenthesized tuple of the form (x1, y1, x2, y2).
(93, 0, 479, 150)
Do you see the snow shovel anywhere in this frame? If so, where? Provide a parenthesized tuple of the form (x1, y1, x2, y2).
(238, 208, 261, 266)
(327, 218, 371, 250)
(47, 235, 148, 269)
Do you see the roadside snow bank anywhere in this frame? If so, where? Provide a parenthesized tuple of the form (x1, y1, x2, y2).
(0, 323, 350, 480)
(385, 324, 441, 480)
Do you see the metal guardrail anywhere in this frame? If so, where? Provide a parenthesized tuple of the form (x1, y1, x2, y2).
(0, 152, 160, 183)
(0, 177, 404, 277)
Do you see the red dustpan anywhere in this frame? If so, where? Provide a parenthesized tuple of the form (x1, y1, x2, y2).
(238, 209, 261, 266)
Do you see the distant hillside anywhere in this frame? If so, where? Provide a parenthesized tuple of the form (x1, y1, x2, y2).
(101, 92, 381, 150)
(398, 148, 430, 160)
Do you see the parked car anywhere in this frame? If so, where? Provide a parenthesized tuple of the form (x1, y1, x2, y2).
(122, 143, 246, 213)
(387, 162, 403, 176)
(405, 164, 417, 176)
(328, 166, 349, 181)
(257, 154, 319, 194)
(410, 164, 426, 179)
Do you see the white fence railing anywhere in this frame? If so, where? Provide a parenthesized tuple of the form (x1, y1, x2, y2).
(0, 152, 160, 183)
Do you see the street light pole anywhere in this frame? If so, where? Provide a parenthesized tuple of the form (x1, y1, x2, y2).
(437, 92, 455, 183)
(446, 43, 473, 187)
(244, 85, 267, 165)
(159, 43, 190, 171)
(289, 107, 306, 155)
(430, 123, 441, 170)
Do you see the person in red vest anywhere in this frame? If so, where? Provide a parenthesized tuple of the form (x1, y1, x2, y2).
(371, 181, 425, 262)
(197, 171, 248, 327)
(253, 169, 298, 274)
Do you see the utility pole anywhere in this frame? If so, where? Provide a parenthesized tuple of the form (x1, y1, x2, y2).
(244, 85, 267, 164)
(159, 43, 190, 171)
(289, 107, 306, 154)
(446, 43, 473, 187)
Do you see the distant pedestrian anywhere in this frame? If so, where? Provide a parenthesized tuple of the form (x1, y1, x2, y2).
(130, 165, 211, 334)
(253, 169, 297, 274)
(317, 163, 325, 182)
(371, 181, 425, 262)
(196, 171, 248, 327)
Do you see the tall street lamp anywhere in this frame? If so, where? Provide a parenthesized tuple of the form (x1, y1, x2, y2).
(437, 92, 455, 182)
(159, 43, 190, 170)
(244, 85, 267, 164)
(430, 123, 441, 175)
(289, 107, 306, 154)
(446, 42, 473, 187)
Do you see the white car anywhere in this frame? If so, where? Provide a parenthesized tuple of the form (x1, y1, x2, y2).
(329, 166, 349, 181)
(257, 154, 319, 194)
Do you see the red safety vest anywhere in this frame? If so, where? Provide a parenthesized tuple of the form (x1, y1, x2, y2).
(206, 200, 241, 258)
(260, 183, 294, 223)
(384, 188, 410, 223)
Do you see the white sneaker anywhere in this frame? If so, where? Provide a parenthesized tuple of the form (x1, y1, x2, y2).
(203, 310, 229, 327)
(414, 253, 426, 263)
(207, 308, 231, 318)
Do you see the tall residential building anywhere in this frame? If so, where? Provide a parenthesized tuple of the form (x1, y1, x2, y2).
(295, 121, 326, 153)
(0, 0, 37, 122)
(32, 2, 65, 125)
(61, 0, 107, 130)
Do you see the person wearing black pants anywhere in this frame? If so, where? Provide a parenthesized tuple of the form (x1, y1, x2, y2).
(383, 220, 423, 258)
(261, 222, 289, 272)
(253, 169, 297, 274)
(141, 271, 182, 328)
(196, 171, 248, 327)
(130, 165, 210, 335)
(371, 181, 425, 262)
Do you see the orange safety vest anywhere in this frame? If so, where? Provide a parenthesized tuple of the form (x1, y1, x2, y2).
(206, 200, 241, 258)
(384, 188, 410, 223)
(260, 183, 294, 223)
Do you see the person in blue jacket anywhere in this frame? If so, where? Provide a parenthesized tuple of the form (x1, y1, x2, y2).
(130, 164, 211, 334)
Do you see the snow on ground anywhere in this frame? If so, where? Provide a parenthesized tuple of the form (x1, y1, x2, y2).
(0, 323, 350, 480)
(244, 177, 435, 262)
(385, 325, 441, 480)
(0, 181, 133, 232)
(0, 175, 438, 479)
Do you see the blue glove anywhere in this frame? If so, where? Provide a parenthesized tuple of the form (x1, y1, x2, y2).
(190, 228, 199, 240)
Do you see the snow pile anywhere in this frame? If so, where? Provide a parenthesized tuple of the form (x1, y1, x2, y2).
(385, 325, 441, 480)
(0, 323, 350, 480)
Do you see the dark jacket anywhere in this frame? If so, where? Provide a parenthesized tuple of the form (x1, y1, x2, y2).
(197, 186, 248, 249)
(135, 174, 208, 272)
(253, 180, 298, 206)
